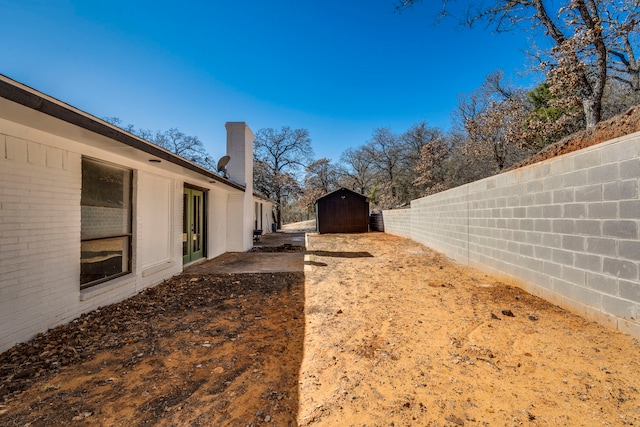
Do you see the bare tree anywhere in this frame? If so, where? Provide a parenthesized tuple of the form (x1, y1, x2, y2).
(340, 146, 376, 196)
(103, 117, 216, 170)
(152, 128, 216, 169)
(253, 126, 314, 228)
(299, 158, 342, 217)
(399, 0, 617, 129)
(364, 128, 406, 209)
(400, 121, 445, 198)
(453, 72, 531, 174)
(465, 97, 529, 171)
(413, 134, 451, 196)
(604, 2, 640, 101)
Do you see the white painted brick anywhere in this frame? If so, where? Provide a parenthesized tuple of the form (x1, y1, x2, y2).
(27, 141, 46, 166)
(45, 146, 63, 169)
(5, 136, 27, 162)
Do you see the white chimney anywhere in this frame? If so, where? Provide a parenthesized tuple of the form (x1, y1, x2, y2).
(225, 122, 254, 190)
(225, 122, 254, 251)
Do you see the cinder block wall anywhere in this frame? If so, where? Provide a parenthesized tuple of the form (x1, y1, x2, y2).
(384, 132, 640, 337)
(379, 208, 411, 238)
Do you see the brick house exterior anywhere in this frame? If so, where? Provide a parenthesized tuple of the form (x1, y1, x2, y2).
(0, 75, 273, 351)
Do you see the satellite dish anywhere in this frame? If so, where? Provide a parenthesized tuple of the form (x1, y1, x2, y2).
(217, 155, 230, 178)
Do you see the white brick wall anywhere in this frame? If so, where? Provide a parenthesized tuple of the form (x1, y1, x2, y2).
(384, 132, 640, 337)
(0, 128, 245, 352)
(1, 134, 82, 350)
(0, 93, 256, 352)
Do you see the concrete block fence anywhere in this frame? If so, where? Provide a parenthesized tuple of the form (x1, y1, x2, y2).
(384, 132, 640, 337)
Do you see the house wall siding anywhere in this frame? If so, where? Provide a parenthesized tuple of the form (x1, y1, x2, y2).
(0, 117, 243, 351)
(1, 133, 82, 350)
(383, 132, 640, 338)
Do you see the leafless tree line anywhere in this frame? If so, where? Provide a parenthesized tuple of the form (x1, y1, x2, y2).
(108, 0, 640, 224)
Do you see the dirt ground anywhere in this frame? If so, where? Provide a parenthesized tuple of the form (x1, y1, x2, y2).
(1, 232, 640, 426)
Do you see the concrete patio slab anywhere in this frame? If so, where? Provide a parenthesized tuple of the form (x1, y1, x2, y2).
(183, 231, 306, 275)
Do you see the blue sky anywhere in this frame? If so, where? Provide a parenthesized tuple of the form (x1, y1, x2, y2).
(2, 0, 539, 163)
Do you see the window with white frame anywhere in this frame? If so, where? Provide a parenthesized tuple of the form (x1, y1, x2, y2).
(80, 157, 133, 289)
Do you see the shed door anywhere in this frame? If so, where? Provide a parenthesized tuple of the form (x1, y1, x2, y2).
(183, 188, 205, 264)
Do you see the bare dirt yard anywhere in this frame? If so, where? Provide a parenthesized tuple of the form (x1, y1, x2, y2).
(2, 232, 640, 426)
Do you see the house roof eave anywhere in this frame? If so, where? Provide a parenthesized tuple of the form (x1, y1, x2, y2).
(315, 187, 369, 204)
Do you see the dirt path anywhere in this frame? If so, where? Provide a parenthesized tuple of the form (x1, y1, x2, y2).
(1, 232, 639, 426)
(299, 233, 640, 426)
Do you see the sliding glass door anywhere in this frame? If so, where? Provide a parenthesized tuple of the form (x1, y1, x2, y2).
(183, 188, 205, 264)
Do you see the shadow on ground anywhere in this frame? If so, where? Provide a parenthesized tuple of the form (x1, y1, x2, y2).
(306, 250, 374, 258)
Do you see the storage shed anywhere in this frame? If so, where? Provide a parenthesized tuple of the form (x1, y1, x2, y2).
(315, 188, 369, 234)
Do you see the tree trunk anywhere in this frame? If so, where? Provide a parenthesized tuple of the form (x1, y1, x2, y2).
(276, 203, 282, 230)
(275, 189, 282, 230)
(583, 96, 601, 129)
